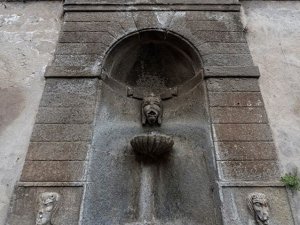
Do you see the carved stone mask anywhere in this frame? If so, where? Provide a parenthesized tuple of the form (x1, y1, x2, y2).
(142, 94, 162, 126)
(247, 192, 270, 225)
(36, 192, 60, 225)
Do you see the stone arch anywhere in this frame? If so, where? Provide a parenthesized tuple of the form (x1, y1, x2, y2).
(100, 29, 204, 98)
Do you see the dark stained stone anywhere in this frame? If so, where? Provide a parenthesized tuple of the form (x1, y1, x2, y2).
(215, 141, 277, 161)
(204, 66, 260, 78)
(210, 107, 267, 123)
(209, 92, 264, 107)
(206, 78, 260, 92)
(218, 161, 280, 181)
(31, 124, 92, 142)
(36, 107, 95, 124)
(213, 124, 273, 141)
(21, 161, 85, 182)
(203, 54, 254, 67)
(26, 142, 89, 161)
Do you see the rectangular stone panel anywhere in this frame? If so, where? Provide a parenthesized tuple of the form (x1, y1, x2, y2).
(213, 124, 272, 141)
(218, 161, 280, 181)
(36, 107, 95, 124)
(55, 43, 108, 55)
(213, 124, 273, 141)
(209, 92, 264, 107)
(43, 78, 98, 94)
(210, 107, 267, 123)
(31, 124, 92, 142)
(26, 142, 89, 161)
(200, 43, 250, 55)
(188, 20, 243, 32)
(193, 31, 246, 43)
(53, 54, 103, 67)
(45, 66, 100, 78)
(215, 141, 277, 161)
(204, 66, 260, 78)
(59, 32, 115, 45)
(186, 11, 240, 22)
(203, 54, 254, 67)
(221, 187, 294, 225)
(7, 187, 83, 225)
(40, 93, 96, 107)
(20, 161, 85, 182)
(206, 78, 260, 92)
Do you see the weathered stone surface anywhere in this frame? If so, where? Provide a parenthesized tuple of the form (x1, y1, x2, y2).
(44, 78, 98, 94)
(31, 124, 92, 142)
(63, 21, 125, 37)
(215, 141, 277, 160)
(218, 161, 280, 181)
(200, 43, 250, 55)
(203, 54, 254, 67)
(209, 92, 264, 107)
(188, 20, 243, 32)
(40, 93, 96, 107)
(206, 78, 260, 92)
(213, 124, 273, 141)
(194, 31, 246, 43)
(45, 66, 100, 77)
(65, 12, 136, 33)
(204, 66, 260, 78)
(55, 43, 108, 55)
(20, 161, 85, 182)
(36, 107, 95, 124)
(26, 142, 89, 161)
(132, 11, 174, 30)
(221, 187, 294, 225)
(52, 54, 103, 67)
(59, 31, 115, 46)
(7, 187, 83, 225)
(211, 107, 267, 123)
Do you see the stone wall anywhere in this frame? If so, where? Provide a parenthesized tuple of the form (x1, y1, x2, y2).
(0, 1, 299, 225)
(0, 2, 62, 224)
(241, 2, 300, 224)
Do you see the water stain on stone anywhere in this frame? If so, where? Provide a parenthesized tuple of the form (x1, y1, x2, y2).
(0, 86, 25, 134)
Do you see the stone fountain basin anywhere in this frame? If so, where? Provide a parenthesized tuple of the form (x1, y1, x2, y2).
(130, 133, 174, 158)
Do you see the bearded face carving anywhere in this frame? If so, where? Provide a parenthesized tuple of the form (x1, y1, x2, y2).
(142, 94, 162, 126)
(247, 192, 270, 225)
(36, 192, 60, 225)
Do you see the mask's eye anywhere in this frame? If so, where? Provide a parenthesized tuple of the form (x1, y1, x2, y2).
(254, 202, 262, 207)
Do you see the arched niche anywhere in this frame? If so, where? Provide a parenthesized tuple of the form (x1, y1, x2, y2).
(101, 30, 203, 99)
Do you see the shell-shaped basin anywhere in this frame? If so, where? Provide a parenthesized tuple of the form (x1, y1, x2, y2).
(130, 133, 174, 158)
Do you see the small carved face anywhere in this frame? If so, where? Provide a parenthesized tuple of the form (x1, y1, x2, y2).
(36, 192, 60, 225)
(142, 94, 162, 126)
(248, 193, 270, 225)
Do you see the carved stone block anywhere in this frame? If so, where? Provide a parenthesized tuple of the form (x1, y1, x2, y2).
(6, 187, 83, 225)
(221, 187, 294, 225)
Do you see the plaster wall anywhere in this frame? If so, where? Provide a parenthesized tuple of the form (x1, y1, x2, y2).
(241, 2, 300, 223)
(0, 2, 62, 224)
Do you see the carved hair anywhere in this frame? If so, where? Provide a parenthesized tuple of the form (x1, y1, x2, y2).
(247, 192, 268, 214)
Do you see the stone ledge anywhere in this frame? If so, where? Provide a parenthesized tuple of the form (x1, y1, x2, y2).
(63, 4, 241, 12)
(18, 182, 85, 187)
(218, 181, 284, 187)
